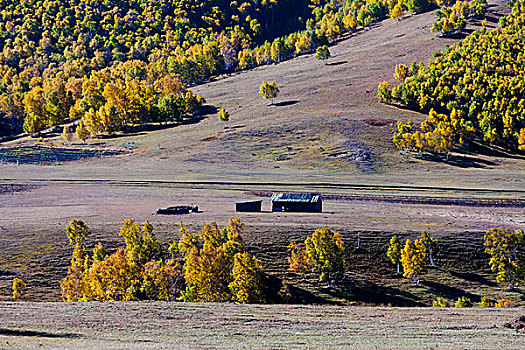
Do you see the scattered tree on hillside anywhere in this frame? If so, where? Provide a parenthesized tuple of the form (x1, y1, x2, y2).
(217, 108, 230, 128)
(287, 228, 345, 286)
(12, 277, 26, 301)
(76, 122, 90, 144)
(305, 227, 345, 286)
(419, 232, 436, 267)
(288, 242, 312, 279)
(401, 238, 428, 285)
(278, 281, 292, 303)
(315, 45, 331, 65)
(387, 235, 402, 274)
(454, 296, 473, 307)
(259, 81, 280, 105)
(432, 297, 450, 307)
(495, 299, 514, 308)
(484, 227, 525, 290)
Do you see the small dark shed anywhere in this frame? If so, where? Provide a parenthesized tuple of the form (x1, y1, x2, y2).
(236, 200, 262, 212)
(270, 193, 322, 212)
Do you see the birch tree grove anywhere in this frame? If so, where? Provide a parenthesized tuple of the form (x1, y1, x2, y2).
(178, 218, 264, 303)
(61, 218, 182, 302)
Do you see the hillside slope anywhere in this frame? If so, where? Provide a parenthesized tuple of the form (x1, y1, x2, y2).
(1, 0, 522, 189)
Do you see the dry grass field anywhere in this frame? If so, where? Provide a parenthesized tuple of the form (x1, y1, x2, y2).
(0, 1, 525, 346)
(0, 302, 523, 349)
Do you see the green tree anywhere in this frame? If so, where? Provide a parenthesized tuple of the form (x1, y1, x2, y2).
(484, 227, 525, 290)
(66, 219, 90, 246)
(387, 235, 402, 274)
(305, 227, 345, 286)
(217, 108, 230, 128)
(259, 81, 280, 105)
(315, 45, 331, 65)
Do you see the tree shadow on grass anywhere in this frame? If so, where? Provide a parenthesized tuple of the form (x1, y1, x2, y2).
(0, 329, 81, 339)
(273, 100, 299, 107)
(263, 274, 328, 304)
(420, 153, 496, 168)
(448, 270, 497, 287)
(325, 277, 424, 306)
(421, 280, 480, 301)
(328, 61, 347, 66)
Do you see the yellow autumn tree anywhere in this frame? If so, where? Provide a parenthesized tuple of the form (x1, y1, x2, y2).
(61, 219, 91, 301)
(12, 277, 26, 301)
(259, 81, 280, 105)
(183, 243, 232, 302)
(141, 260, 183, 301)
(84, 248, 139, 301)
(400, 238, 428, 285)
(229, 252, 265, 303)
(391, 2, 405, 20)
(178, 218, 264, 303)
(287, 242, 312, 278)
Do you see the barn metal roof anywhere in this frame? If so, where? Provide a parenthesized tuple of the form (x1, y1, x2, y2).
(270, 193, 322, 203)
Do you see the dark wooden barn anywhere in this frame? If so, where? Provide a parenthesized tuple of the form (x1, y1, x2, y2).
(270, 193, 322, 212)
(235, 200, 262, 212)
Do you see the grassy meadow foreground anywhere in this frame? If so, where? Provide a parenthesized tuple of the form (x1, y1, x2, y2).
(0, 302, 523, 349)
